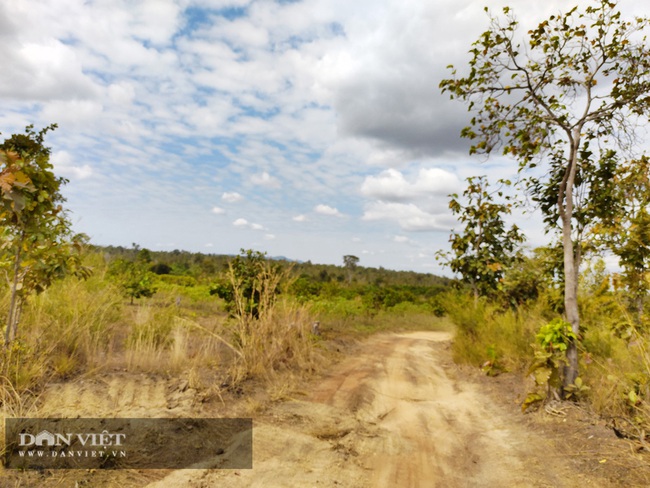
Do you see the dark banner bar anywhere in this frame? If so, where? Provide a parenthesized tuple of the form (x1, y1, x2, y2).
(4, 418, 252, 470)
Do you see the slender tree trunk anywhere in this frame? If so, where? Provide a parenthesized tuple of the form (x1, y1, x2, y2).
(638, 298, 644, 321)
(473, 209, 483, 306)
(12, 301, 22, 342)
(561, 134, 581, 390)
(5, 234, 24, 346)
(562, 227, 580, 388)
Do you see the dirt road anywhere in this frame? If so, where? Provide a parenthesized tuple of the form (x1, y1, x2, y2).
(146, 331, 597, 488)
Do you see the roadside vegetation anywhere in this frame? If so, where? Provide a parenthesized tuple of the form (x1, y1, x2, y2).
(0, 242, 452, 409)
(439, 0, 650, 446)
(445, 256, 650, 433)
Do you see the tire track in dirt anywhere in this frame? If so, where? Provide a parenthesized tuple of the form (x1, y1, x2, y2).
(38, 374, 196, 417)
(309, 331, 532, 487)
(148, 330, 594, 487)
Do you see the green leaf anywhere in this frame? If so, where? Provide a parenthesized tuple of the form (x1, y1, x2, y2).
(522, 392, 545, 413)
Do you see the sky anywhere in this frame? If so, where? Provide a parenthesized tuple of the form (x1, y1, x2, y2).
(0, 0, 646, 274)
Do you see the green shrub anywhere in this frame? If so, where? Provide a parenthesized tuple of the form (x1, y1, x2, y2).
(158, 274, 197, 287)
(446, 291, 540, 370)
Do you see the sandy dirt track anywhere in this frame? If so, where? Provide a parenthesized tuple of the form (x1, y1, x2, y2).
(146, 331, 595, 488)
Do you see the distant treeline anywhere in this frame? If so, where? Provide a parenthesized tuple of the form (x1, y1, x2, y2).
(95, 244, 451, 315)
(95, 244, 451, 288)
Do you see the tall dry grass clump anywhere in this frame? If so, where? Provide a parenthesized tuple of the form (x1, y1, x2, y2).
(225, 258, 324, 385)
(124, 304, 174, 372)
(579, 301, 650, 434)
(123, 306, 226, 375)
(0, 270, 122, 455)
(0, 274, 122, 394)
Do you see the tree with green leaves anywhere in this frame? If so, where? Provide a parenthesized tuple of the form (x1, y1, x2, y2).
(500, 246, 558, 309)
(440, 0, 650, 389)
(599, 156, 650, 318)
(108, 245, 157, 305)
(211, 249, 281, 319)
(438, 176, 524, 301)
(0, 125, 90, 344)
(343, 255, 359, 284)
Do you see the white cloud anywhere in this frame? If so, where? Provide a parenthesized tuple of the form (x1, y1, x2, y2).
(212, 206, 226, 215)
(264, 233, 276, 240)
(293, 214, 309, 222)
(363, 202, 450, 232)
(222, 192, 243, 203)
(359, 167, 460, 234)
(107, 82, 136, 106)
(314, 204, 343, 217)
(361, 168, 460, 202)
(233, 218, 265, 231)
(41, 99, 104, 128)
(65, 164, 93, 180)
(0, 38, 100, 101)
(250, 171, 281, 188)
(51, 150, 93, 180)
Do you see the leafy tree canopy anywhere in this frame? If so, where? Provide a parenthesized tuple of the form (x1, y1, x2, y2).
(0, 125, 90, 344)
(439, 176, 524, 299)
(440, 0, 650, 388)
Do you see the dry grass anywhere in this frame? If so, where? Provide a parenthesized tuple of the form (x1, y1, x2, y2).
(446, 289, 650, 436)
(0, 375, 41, 466)
(225, 260, 325, 386)
(581, 322, 650, 434)
(0, 275, 122, 395)
(227, 297, 325, 385)
(124, 304, 173, 372)
(0, 253, 441, 441)
(125, 306, 228, 375)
